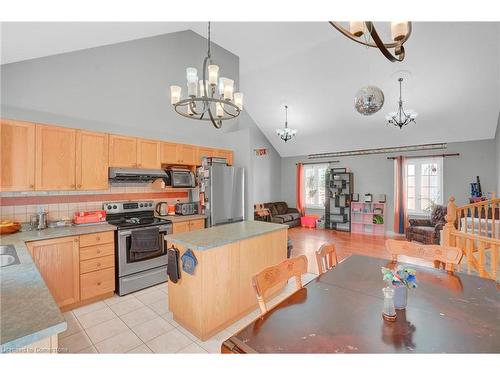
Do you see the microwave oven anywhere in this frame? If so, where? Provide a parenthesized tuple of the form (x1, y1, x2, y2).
(166, 169, 196, 188)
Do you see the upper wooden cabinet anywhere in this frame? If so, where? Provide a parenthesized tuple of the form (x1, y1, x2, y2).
(76, 130, 109, 190)
(137, 139, 161, 169)
(27, 236, 80, 308)
(161, 142, 197, 166)
(0, 119, 35, 191)
(216, 149, 234, 166)
(36, 125, 77, 190)
(109, 134, 137, 168)
(197, 147, 216, 164)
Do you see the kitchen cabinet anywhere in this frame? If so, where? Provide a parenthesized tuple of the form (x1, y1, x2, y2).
(216, 149, 233, 166)
(109, 134, 137, 168)
(26, 236, 80, 308)
(137, 138, 161, 169)
(76, 130, 109, 190)
(0, 119, 35, 191)
(172, 218, 205, 234)
(161, 142, 197, 166)
(197, 147, 217, 164)
(35, 124, 77, 190)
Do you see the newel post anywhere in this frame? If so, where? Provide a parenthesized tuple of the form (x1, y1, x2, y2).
(442, 196, 457, 247)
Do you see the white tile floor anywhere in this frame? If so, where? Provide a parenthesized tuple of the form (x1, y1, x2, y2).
(59, 272, 317, 354)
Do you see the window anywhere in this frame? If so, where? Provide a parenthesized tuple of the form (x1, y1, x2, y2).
(405, 157, 443, 215)
(304, 164, 327, 209)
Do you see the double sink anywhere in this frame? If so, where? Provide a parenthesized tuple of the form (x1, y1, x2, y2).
(0, 245, 20, 268)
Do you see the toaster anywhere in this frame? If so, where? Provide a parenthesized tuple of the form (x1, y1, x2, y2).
(175, 202, 198, 216)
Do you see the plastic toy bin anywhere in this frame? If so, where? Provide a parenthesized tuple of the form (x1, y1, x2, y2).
(300, 215, 317, 228)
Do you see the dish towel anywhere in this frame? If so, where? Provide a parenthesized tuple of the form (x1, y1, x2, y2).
(130, 227, 160, 253)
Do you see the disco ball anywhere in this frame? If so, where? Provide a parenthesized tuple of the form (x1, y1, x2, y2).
(354, 86, 385, 115)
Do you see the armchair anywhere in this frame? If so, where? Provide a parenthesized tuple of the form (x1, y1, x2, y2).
(405, 205, 447, 245)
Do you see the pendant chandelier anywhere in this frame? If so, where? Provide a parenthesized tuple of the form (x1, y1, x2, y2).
(329, 21, 412, 62)
(276, 105, 297, 143)
(354, 86, 384, 115)
(386, 77, 417, 129)
(170, 22, 243, 129)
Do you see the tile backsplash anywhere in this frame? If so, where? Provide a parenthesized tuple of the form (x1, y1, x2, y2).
(0, 184, 191, 223)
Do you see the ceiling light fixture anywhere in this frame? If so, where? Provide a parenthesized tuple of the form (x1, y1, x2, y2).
(170, 22, 243, 129)
(386, 77, 417, 129)
(276, 105, 297, 143)
(329, 21, 412, 62)
(354, 86, 385, 115)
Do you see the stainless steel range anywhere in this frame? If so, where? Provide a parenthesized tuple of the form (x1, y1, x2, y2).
(104, 201, 172, 296)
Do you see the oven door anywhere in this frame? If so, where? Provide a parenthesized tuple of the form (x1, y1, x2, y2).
(171, 171, 195, 188)
(117, 225, 170, 277)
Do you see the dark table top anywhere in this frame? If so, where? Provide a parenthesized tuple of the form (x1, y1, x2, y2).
(222, 255, 500, 353)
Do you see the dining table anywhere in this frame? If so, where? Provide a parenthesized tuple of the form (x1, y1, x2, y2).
(221, 254, 500, 353)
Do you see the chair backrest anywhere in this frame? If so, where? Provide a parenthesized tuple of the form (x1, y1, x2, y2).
(252, 255, 308, 314)
(385, 239, 463, 272)
(315, 243, 338, 274)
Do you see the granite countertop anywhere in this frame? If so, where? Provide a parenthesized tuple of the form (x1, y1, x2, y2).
(164, 220, 288, 251)
(155, 214, 205, 223)
(0, 223, 116, 352)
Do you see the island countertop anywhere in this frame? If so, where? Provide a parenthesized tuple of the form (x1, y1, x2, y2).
(164, 220, 288, 250)
(0, 223, 116, 352)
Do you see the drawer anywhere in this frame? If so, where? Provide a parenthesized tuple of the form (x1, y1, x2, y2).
(79, 242, 115, 261)
(79, 231, 114, 247)
(80, 254, 114, 274)
(80, 267, 115, 300)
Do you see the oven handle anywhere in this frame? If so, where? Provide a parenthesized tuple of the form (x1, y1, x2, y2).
(118, 228, 171, 237)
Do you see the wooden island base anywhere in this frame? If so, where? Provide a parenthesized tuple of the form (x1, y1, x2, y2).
(167, 225, 288, 341)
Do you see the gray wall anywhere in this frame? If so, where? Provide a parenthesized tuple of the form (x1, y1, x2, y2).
(281, 139, 497, 233)
(496, 112, 500, 194)
(0, 29, 282, 219)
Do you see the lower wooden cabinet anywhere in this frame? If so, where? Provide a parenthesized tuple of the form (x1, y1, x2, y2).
(27, 230, 116, 310)
(172, 218, 205, 234)
(26, 236, 80, 309)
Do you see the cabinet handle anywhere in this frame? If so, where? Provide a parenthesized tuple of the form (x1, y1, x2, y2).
(77, 184, 82, 188)
(97, 249, 101, 254)
(137, 163, 141, 167)
(96, 236, 101, 241)
(97, 282, 101, 286)
(97, 262, 101, 267)
(70, 184, 76, 188)
(29, 184, 34, 189)
(74, 238, 79, 243)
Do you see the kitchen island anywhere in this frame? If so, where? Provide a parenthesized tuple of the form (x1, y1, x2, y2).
(164, 220, 288, 341)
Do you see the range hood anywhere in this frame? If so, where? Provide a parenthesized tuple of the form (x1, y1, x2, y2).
(108, 167, 167, 183)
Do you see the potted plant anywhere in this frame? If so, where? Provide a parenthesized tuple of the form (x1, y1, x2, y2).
(381, 266, 417, 309)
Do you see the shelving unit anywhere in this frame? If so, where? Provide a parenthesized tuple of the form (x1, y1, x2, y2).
(351, 202, 386, 236)
(325, 169, 353, 232)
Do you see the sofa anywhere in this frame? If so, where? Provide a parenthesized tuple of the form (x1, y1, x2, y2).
(405, 205, 447, 245)
(263, 201, 301, 228)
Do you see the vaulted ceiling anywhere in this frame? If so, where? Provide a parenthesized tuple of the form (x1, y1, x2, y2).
(2, 22, 499, 157)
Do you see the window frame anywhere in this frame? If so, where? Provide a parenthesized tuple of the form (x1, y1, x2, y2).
(303, 163, 328, 210)
(405, 157, 444, 216)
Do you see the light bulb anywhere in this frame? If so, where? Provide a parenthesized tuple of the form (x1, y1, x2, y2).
(199, 80, 208, 97)
(391, 22, 408, 42)
(170, 85, 182, 105)
(216, 102, 224, 117)
(233, 92, 244, 110)
(350, 21, 364, 37)
(222, 78, 234, 101)
(208, 65, 219, 86)
(186, 67, 198, 83)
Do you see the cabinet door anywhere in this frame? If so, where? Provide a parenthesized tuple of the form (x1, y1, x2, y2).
(109, 135, 137, 168)
(172, 221, 191, 234)
(137, 139, 161, 169)
(35, 125, 76, 190)
(0, 119, 35, 191)
(216, 149, 233, 166)
(197, 147, 216, 165)
(161, 142, 179, 165)
(27, 236, 80, 308)
(76, 130, 109, 190)
(189, 219, 205, 231)
(179, 144, 197, 165)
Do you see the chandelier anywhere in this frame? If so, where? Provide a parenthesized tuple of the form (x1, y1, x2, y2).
(276, 105, 297, 143)
(329, 21, 412, 62)
(170, 22, 243, 129)
(354, 86, 384, 115)
(386, 78, 417, 129)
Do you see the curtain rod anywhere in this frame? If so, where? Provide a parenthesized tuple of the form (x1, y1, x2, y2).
(387, 153, 460, 160)
(296, 160, 340, 165)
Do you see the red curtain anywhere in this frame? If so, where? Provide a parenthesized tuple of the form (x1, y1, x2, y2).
(296, 163, 305, 216)
(393, 156, 408, 234)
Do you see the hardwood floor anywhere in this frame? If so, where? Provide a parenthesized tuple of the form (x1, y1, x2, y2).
(288, 227, 432, 274)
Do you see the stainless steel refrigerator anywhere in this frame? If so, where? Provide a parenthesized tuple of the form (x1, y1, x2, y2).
(198, 159, 244, 227)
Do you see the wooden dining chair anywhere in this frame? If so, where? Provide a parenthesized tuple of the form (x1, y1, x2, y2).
(385, 239, 463, 272)
(252, 255, 308, 314)
(315, 243, 338, 275)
